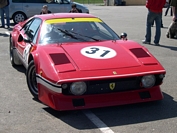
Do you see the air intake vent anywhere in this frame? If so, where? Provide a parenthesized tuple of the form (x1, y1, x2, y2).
(130, 48, 150, 58)
(139, 91, 151, 99)
(50, 53, 70, 65)
(72, 99, 85, 107)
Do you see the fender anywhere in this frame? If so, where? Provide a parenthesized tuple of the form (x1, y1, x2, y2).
(29, 47, 60, 83)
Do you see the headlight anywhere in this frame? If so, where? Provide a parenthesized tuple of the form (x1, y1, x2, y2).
(70, 82, 87, 95)
(141, 75, 155, 88)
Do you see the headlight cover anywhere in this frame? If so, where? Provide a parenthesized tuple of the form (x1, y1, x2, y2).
(70, 82, 87, 95)
(141, 75, 155, 88)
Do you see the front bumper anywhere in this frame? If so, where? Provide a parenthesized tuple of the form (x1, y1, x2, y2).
(38, 85, 163, 111)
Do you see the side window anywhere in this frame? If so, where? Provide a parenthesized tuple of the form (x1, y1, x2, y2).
(12, 0, 24, 2)
(12, 0, 56, 3)
(45, 0, 68, 4)
(22, 19, 34, 33)
(64, 0, 70, 4)
(26, 18, 42, 43)
(33, 28, 40, 44)
(46, 0, 55, 3)
(25, 0, 46, 3)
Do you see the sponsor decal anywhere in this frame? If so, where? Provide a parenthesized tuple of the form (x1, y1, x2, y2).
(45, 18, 102, 24)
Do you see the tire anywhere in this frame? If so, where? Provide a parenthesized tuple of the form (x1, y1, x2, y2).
(12, 12, 27, 24)
(26, 60, 38, 99)
(9, 36, 16, 66)
(9, 36, 22, 66)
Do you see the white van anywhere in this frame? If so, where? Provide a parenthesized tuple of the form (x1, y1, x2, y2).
(9, 0, 89, 24)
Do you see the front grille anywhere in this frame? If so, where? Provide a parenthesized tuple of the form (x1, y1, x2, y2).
(85, 77, 141, 95)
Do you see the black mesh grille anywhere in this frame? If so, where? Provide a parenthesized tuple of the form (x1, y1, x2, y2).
(85, 77, 141, 94)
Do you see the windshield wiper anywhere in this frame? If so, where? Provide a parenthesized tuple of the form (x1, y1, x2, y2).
(58, 28, 78, 40)
(70, 31, 100, 41)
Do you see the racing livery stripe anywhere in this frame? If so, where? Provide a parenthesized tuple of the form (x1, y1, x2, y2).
(45, 18, 102, 24)
(36, 74, 62, 93)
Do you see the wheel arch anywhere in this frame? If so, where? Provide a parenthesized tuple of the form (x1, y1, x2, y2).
(28, 51, 41, 71)
(28, 54, 34, 65)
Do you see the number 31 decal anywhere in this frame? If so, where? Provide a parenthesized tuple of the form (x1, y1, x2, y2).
(81, 46, 117, 59)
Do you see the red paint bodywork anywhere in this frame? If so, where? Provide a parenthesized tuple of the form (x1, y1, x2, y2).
(11, 13, 166, 111)
(39, 85, 163, 111)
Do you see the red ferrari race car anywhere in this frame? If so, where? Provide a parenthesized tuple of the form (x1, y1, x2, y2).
(10, 13, 166, 111)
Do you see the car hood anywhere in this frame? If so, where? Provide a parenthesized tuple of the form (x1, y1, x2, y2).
(59, 40, 156, 71)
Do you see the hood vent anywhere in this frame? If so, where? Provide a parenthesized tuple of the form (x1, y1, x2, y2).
(130, 48, 150, 58)
(50, 53, 70, 65)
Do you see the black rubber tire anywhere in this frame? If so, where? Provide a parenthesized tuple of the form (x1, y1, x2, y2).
(26, 60, 38, 99)
(9, 36, 16, 66)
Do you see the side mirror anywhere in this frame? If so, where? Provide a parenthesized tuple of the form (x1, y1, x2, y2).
(120, 32, 127, 41)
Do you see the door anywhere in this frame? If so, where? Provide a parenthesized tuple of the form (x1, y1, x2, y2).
(17, 18, 42, 64)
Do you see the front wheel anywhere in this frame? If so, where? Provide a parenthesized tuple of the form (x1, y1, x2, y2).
(26, 60, 38, 99)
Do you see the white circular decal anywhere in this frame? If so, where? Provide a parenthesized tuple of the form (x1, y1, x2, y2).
(81, 46, 117, 59)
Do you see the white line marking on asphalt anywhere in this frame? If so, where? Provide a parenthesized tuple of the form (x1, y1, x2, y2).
(83, 110, 115, 133)
(5, 31, 10, 36)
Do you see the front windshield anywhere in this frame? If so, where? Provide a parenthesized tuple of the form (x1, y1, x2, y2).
(39, 18, 120, 45)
